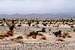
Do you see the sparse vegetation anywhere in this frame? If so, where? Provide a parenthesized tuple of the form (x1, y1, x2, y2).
(0, 35, 4, 39)
(27, 21, 31, 26)
(70, 25, 74, 28)
(36, 21, 39, 24)
(27, 31, 38, 39)
(49, 29, 51, 31)
(27, 30, 47, 40)
(57, 38, 64, 42)
(0, 18, 74, 43)
(17, 23, 21, 27)
(42, 23, 47, 26)
(41, 28, 46, 32)
(53, 30, 62, 37)
(16, 36, 23, 39)
(53, 30, 71, 38)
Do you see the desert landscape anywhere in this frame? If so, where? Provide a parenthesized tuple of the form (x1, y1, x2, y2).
(0, 0, 75, 50)
(0, 18, 74, 50)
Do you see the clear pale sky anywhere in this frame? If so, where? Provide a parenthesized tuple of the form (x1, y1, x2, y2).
(0, 0, 74, 14)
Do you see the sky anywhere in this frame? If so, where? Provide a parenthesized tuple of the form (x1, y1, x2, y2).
(0, 0, 75, 14)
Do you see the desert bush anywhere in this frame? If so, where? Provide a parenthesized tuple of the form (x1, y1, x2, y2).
(50, 22, 52, 24)
(42, 23, 47, 26)
(62, 32, 71, 38)
(38, 33, 43, 36)
(27, 31, 38, 39)
(43, 20, 46, 22)
(32, 25, 35, 26)
(57, 38, 64, 42)
(30, 31, 38, 36)
(70, 25, 74, 28)
(27, 31, 46, 39)
(16, 36, 23, 39)
(31, 20, 34, 23)
(41, 28, 46, 32)
(36, 21, 39, 24)
(41, 36, 46, 40)
(27, 21, 31, 26)
(3, 18, 5, 21)
(0, 35, 5, 39)
(4, 34, 9, 37)
(49, 29, 51, 31)
(53, 30, 62, 37)
(67, 35, 71, 38)
(17, 23, 21, 27)
(7, 31, 13, 36)
(70, 18, 73, 22)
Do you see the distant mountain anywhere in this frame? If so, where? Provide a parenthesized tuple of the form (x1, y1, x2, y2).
(0, 13, 75, 19)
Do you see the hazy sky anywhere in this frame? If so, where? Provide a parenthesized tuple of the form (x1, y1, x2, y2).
(0, 0, 74, 14)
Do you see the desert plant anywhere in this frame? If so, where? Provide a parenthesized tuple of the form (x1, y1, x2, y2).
(50, 22, 52, 24)
(4, 34, 9, 37)
(7, 31, 13, 36)
(41, 36, 46, 40)
(41, 28, 46, 32)
(67, 35, 71, 38)
(31, 20, 35, 23)
(11, 36, 24, 44)
(3, 31, 13, 38)
(62, 32, 71, 38)
(0, 35, 5, 39)
(36, 21, 39, 24)
(42, 23, 47, 26)
(70, 25, 74, 28)
(53, 30, 62, 37)
(16, 36, 23, 39)
(27, 21, 31, 26)
(17, 23, 21, 27)
(70, 18, 73, 22)
(57, 38, 64, 42)
(27, 31, 46, 40)
(27, 31, 38, 39)
(4, 19, 16, 32)
(49, 29, 51, 31)
(3, 19, 17, 37)
(43, 20, 46, 22)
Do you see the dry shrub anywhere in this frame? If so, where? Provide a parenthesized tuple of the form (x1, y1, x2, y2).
(7, 31, 13, 36)
(15, 36, 24, 44)
(38, 33, 43, 36)
(53, 30, 71, 42)
(62, 32, 71, 38)
(41, 28, 46, 32)
(57, 38, 64, 42)
(17, 23, 21, 27)
(53, 30, 62, 37)
(16, 36, 23, 39)
(67, 35, 71, 38)
(38, 33, 46, 40)
(11, 36, 24, 44)
(1, 31, 14, 38)
(32, 35, 36, 39)
(4, 34, 9, 37)
(27, 31, 38, 39)
(41, 36, 47, 40)
(27, 31, 47, 40)
(0, 35, 5, 39)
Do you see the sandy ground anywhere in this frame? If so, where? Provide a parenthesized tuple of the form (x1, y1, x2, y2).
(0, 24, 75, 50)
